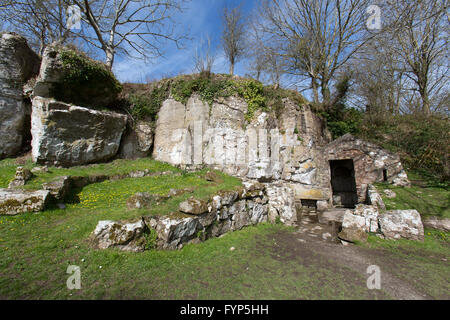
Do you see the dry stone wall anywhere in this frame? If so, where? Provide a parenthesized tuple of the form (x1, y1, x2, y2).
(91, 180, 270, 251)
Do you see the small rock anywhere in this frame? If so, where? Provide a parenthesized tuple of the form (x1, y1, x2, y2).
(42, 176, 72, 201)
(31, 166, 49, 174)
(383, 189, 397, 198)
(179, 197, 208, 215)
(56, 203, 66, 209)
(322, 232, 332, 240)
(205, 170, 222, 182)
(8, 167, 34, 189)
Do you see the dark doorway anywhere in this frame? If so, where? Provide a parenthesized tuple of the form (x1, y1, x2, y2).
(329, 159, 358, 208)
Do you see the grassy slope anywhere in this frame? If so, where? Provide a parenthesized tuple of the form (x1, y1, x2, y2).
(375, 172, 450, 219)
(0, 159, 448, 299)
(366, 172, 450, 298)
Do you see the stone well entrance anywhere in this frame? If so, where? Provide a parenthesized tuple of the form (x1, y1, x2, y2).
(329, 159, 357, 208)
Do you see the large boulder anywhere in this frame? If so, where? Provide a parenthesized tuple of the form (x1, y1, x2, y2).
(378, 210, 424, 241)
(0, 33, 40, 159)
(31, 96, 127, 166)
(0, 188, 50, 215)
(33, 44, 122, 108)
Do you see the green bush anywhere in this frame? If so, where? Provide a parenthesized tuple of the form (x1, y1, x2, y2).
(144, 227, 158, 250)
(359, 114, 450, 182)
(123, 74, 307, 123)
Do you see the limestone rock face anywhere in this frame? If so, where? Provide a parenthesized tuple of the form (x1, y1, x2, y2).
(91, 219, 147, 252)
(379, 210, 424, 241)
(118, 121, 153, 159)
(33, 44, 121, 108)
(152, 95, 331, 183)
(0, 188, 50, 215)
(266, 183, 296, 225)
(31, 96, 127, 166)
(0, 33, 40, 159)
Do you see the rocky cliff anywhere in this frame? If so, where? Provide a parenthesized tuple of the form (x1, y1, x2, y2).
(0, 33, 40, 159)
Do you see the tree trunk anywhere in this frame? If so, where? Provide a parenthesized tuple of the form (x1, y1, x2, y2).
(311, 78, 319, 104)
(420, 90, 431, 115)
(105, 47, 115, 70)
(321, 81, 331, 105)
(229, 62, 235, 75)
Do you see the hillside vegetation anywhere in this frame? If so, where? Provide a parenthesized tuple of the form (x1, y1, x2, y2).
(116, 73, 306, 123)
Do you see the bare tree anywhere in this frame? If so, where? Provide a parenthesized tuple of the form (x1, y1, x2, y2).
(255, 0, 372, 105)
(69, 0, 186, 70)
(193, 34, 215, 74)
(0, 0, 72, 55)
(385, 0, 449, 115)
(221, 5, 246, 75)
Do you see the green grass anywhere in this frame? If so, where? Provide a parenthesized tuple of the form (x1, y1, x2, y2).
(375, 172, 450, 219)
(362, 230, 450, 299)
(0, 218, 387, 299)
(0, 157, 180, 190)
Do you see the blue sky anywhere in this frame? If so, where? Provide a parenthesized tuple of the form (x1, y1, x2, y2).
(113, 0, 258, 83)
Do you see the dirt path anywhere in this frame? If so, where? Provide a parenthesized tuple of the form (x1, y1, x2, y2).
(272, 213, 432, 300)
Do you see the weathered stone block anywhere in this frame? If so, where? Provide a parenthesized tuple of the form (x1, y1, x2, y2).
(0, 188, 50, 215)
(31, 96, 127, 166)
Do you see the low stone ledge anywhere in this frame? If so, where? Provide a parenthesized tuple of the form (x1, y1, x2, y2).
(91, 182, 269, 252)
(0, 188, 50, 215)
(422, 217, 450, 232)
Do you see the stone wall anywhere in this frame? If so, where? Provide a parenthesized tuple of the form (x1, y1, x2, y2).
(323, 134, 410, 203)
(91, 180, 270, 251)
(0, 33, 40, 159)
